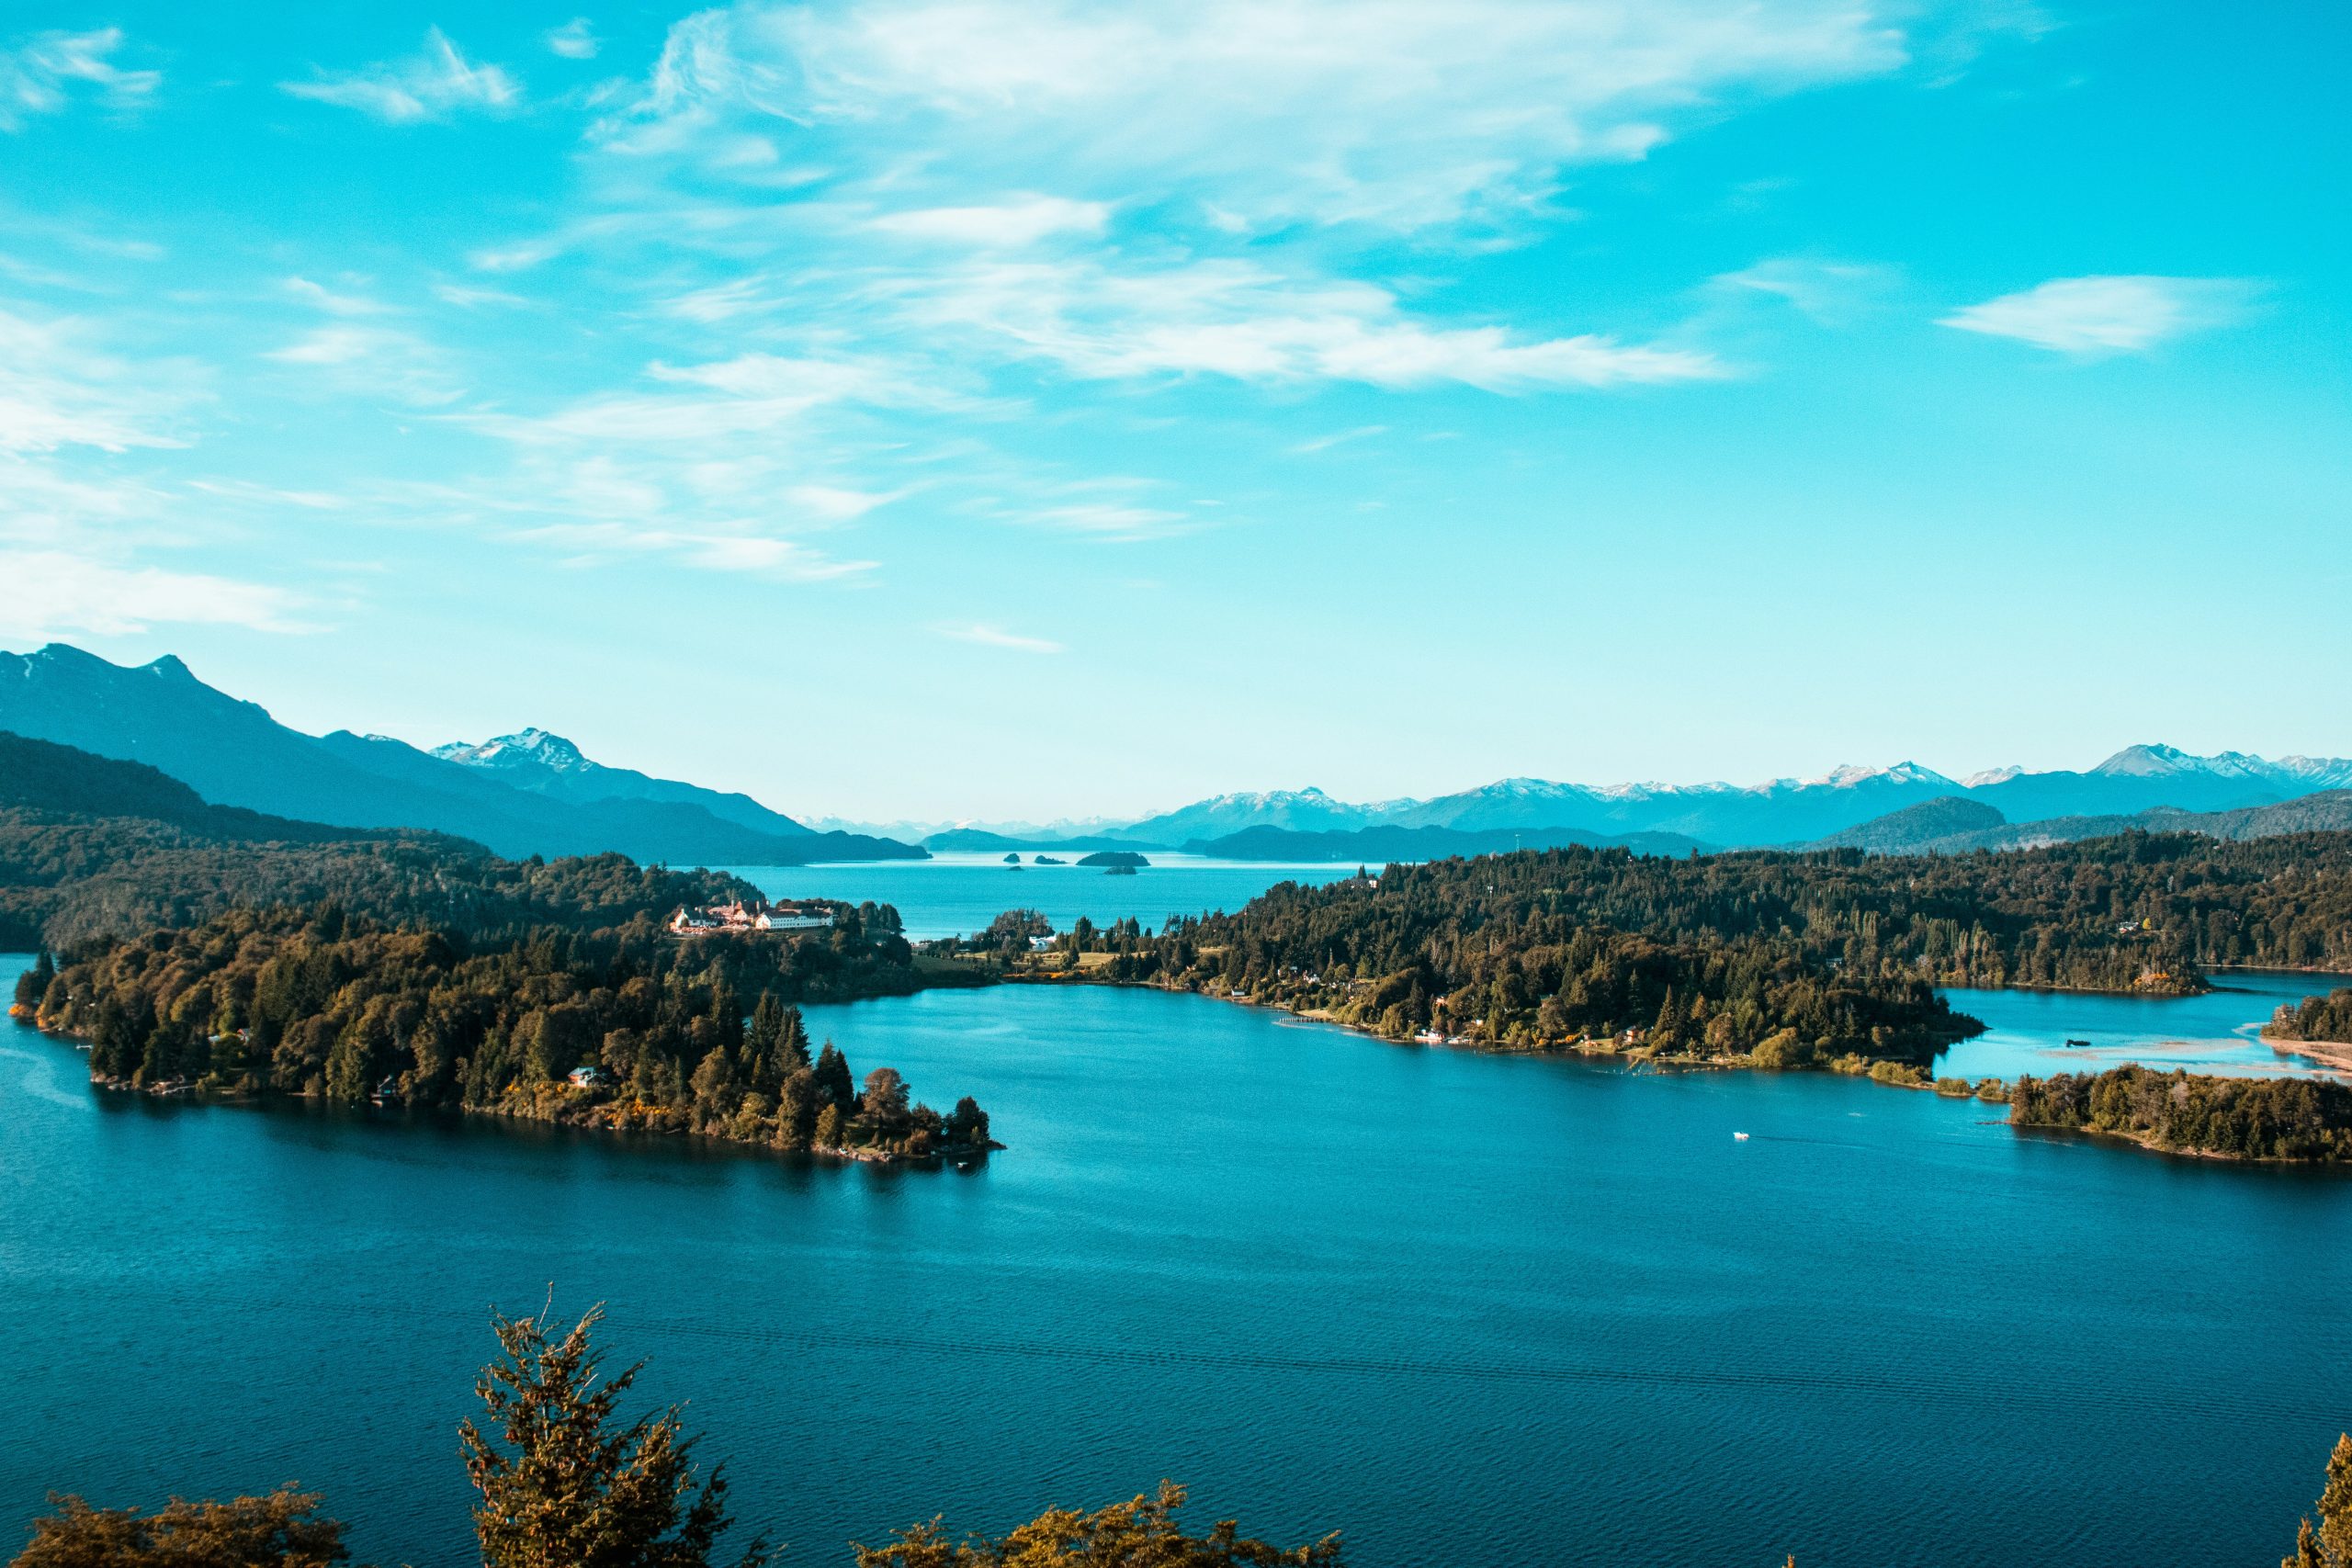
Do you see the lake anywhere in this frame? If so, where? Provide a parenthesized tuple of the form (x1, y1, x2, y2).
(5, 953, 2349, 1568)
(725, 852, 1362, 940)
(1939, 969, 2350, 1081)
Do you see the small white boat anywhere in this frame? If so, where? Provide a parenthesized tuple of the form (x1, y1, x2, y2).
(1733, 1132, 1750, 1141)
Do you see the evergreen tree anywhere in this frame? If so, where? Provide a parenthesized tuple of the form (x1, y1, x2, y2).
(778, 1008, 811, 1073)
(814, 1043, 854, 1112)
(2322, 1432, 2352, 1567)
(460, 1303, 767, 1568)
(12, 951, 54, 1012)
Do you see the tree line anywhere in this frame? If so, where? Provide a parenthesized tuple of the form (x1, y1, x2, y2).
(961, 831, 2352, 1064)
(2267, 989, 2352, 1046)
(23, 898, 990, 1162)
(9, 1300, 2346, 1567)
(2007, 1066, 2352, 1162)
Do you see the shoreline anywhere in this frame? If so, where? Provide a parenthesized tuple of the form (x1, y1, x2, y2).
(50, 1046, 997, 1168)
(2266, 1036, 2352, 1075)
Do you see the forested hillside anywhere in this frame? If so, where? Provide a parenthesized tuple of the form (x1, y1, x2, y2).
(1047, 831, 2352, 1060)
(0, 732, 754, 948)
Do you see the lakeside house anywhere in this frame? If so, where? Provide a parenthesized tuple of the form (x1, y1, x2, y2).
(667, 898, 835, 938)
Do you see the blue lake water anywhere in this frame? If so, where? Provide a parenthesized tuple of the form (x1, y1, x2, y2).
(5, 952, 2350, 1568)
(1939, 970, 2351, 1082)
(727, 852, 1360, 940)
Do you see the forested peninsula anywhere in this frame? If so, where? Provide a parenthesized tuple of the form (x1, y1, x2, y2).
(1006, 831, 2352, 1046)
(17, 900, 992, 1162)
(943, 834, 2352, 1158)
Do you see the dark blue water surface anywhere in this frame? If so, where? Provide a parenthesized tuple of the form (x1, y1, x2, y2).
(5, 953, 2350, 1568)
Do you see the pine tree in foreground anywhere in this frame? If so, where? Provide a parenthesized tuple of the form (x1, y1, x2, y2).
(460, 1302, 769, 1568)
(2284, 1433, 2352, 1568)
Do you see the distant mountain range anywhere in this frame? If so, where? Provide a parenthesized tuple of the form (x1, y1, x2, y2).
(0, 644, 919, 866)
(838, 746, 2352, 852)
(1183, 823, 1712, 863)
(1815, 790, 2352, 855)
(12, 642, 2348, 865)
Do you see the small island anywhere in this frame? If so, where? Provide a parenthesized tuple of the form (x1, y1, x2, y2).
(1034, 854, 1067, 865)
(1079, 850, 1149, 873)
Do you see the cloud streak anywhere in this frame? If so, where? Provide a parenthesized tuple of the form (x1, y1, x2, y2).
(629, 0, 1910, 232)
(1938, 276, 2251, 355)
(281, 28, 519, 123)
(935, 621, 1065, 653)
(0, 28, 159, 131)
(888, 258, 1723, 389)
(0, 548, 308, 638)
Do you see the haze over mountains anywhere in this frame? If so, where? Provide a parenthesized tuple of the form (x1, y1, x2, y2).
(6, 644, 2350, 866)
(843, 748, 2352, 852)
(0, 645, 915, 866)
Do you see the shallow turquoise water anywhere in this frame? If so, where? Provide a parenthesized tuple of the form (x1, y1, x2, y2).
(725, 852, 1360, 940)
(1939, 970, 2350, 1081)
(5, 954, 2349, 1568)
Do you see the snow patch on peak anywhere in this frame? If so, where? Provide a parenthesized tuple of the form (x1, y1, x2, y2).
(1962, 766, 2024, 788)
(2093, 744, 2270, 779)
(435, 728, 595, 773)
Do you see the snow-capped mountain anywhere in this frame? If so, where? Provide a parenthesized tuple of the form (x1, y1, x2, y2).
(435, 728, 599, 777)
(433, 727, 812, 840)
(1106, 748, 2352, 851)
(1115, 786, 1407, 845)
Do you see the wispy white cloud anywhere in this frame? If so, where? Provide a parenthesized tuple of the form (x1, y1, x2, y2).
(1289, 424, 1389, 455)
(891, 257, 1723, 389)
(0, 548, 308, 638)
(547, 18, 601, 61)
(623, 0, 1909, 232)
(935, 621, 1064, 654)
(1937, 276, 2252, 355)
(1713, 257, 1896, 326)
(280, 28, 519, 123)
(284, 276, 391, 316)
(0, 28, 159, 131)
(504, 517, 876, 581)
(432, 281, 532, 310)
(263, 323, 461, 405)
(0, 305, 191, 454)
(1017, 501, 1190, 540)
(870, 197, 1111, 248)
(387, 350, 944, 582)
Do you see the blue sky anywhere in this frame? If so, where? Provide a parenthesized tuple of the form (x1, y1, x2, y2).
(2, 1, 2346, 822)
